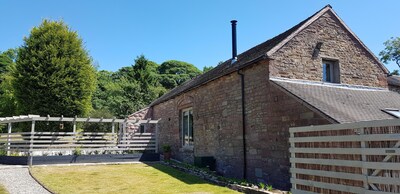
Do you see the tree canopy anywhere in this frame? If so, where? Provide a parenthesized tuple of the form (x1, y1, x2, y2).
(390, 69, 399, 76)
(13, 20, 96, 117)
(203, 66, 214, 73)
(0, 49, 18, 118)
(0, 20, 204, 120)
(92, 70, 143, 118)
(91, 56, 167, 118)
(0, 49, 17, 81)
(380, 37, 400, 69)
(158, 60, 202, 89)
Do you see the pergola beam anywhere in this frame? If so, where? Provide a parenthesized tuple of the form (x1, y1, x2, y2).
(0, 115, 159, 124)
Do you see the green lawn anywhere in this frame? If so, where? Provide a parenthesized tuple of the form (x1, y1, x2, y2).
(31, 163, 239, 194)
(0, 184, 8, 194)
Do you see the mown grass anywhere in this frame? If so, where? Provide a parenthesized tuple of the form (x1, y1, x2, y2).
(0, 184, 8, 194)
(31, 163, 239, 194)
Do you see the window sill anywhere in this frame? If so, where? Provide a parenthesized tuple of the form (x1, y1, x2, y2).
(180, 145, 194, 152)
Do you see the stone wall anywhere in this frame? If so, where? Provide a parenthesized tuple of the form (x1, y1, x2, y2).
(151, 60, 331, 190)
(389, 84, 400, 94)
(270, 11, 387, 88)
(148, 9, 389, 190)
(242, 63, 331, 189)
(127, 107, 152, 133)
(151, 62, 247, 177)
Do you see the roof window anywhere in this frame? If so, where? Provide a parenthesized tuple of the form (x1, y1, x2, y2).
(382, 108, 400, 118)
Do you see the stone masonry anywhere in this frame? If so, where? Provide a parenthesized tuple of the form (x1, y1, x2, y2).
(389, 85, 400, 93)
(388, 75, 400, 93)
(270, 11, 387, 87)
(151, 60, 331, 189)
(152, 65, 245, 172)
(126, 107, 151, 133)
(148, 7, 389, 191)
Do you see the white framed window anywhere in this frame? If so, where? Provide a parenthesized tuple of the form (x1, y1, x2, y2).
(181, 108, 193, 146)
(322, 60, 340, 83)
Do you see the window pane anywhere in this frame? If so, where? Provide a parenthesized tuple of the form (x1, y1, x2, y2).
(140, 125, 145, 133)
(189, 110, 193, 145)
(323, 60, 339, 83)
(384, 109, 400, 118)
(390, 111, 400, 118)
(326, 63, 331, 82)
(183, 112, 189, 145)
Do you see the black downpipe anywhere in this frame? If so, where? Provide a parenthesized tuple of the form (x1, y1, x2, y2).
(238, 70, 247, 179)
(231, 19, 246, 179)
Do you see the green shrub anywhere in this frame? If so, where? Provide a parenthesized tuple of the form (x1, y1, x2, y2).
(73, 147, 82, 156)
(258, 182, 266, 189)
(0, 146, 6, 156)
(162, 145, 171, 153)
(83, 109, 114, 132)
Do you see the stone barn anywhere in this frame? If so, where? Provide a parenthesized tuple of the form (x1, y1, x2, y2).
(137, 5, 400, 190)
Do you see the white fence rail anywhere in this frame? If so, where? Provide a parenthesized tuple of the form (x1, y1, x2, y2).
(289, 119, 400, 194)
(0, 115, 160, 160)
(0, 132, 156, 153)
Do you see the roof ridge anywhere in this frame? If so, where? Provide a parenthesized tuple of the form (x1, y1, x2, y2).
(266, 5, 332, 56)
(149, 5, 346, 106)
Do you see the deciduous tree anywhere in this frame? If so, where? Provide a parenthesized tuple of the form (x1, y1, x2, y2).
(132, 55, 165, 104)
(0, 49, 17, 82)
(203, 66, 214, 73)
(158, 60, 201, 89)
(380, 37, 400, 69)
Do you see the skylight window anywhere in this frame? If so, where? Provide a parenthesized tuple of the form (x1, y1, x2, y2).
(382, 108, 400, 118)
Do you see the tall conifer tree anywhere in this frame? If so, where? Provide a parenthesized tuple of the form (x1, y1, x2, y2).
(14, 20, 96, 117)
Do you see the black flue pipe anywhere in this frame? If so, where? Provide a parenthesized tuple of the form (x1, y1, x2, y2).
(231, 20, 237, 60)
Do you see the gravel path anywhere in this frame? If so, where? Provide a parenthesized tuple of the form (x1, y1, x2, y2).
(0, 166, 51, 194)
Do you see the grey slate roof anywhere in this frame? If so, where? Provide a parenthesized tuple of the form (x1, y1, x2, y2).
(150, 6, 329, 106)
(270, 77, 400, 123)
(388, 75, 400, 86)
(150, 4, 388, 107)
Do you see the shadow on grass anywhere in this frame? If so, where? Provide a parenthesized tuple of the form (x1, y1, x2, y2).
(144, 162, 210, 185)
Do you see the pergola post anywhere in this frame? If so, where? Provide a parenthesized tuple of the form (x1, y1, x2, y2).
(28, 120, 35, 167)
(121, 120, 127, 145)
(7, 123, 12, 156)
(111, 117, 116, 145)
(73, 115, 77, 133)
(155, 123, 159, 153)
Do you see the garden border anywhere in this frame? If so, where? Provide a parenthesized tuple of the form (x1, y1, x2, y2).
(0, 153, 159, 165)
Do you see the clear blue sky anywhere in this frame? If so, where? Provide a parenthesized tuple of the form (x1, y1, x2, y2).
(1, 0, 399, 72)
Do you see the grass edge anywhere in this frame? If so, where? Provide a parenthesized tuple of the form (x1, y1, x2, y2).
(29, 167, 56, 194)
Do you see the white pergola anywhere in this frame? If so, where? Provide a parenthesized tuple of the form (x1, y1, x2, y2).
(0, 115, 160, 166)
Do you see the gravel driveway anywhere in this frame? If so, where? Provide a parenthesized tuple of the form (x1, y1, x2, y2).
(0, 166, 50, 194)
